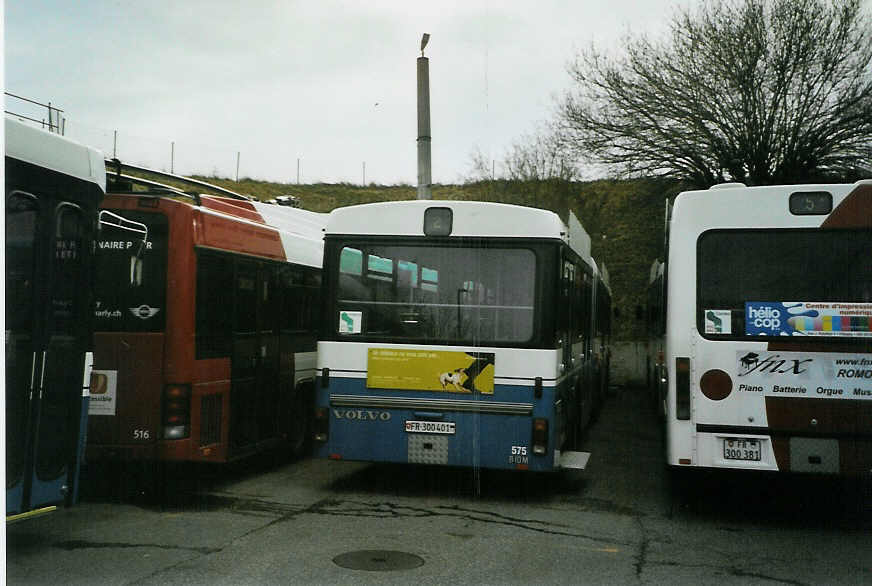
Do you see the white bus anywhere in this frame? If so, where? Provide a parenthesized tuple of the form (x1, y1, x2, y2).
(314, 200, 610, 472)
(661, 180, 871, 475)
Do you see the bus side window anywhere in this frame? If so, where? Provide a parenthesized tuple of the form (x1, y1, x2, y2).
(234, 260, 258, 335)
(195, 252, 233, 359)
(302, 268, 321, 331)
(278, 266, 296, 333)
(279, 265, 321, 335)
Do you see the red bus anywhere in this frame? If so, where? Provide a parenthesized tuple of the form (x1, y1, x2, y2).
(86, 176, 326, 468)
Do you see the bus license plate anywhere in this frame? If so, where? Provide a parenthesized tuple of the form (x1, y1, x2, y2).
(405, 421, 456, 434)
(723, 438, 761, 461)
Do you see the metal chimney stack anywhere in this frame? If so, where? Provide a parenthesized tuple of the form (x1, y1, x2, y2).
(417, 33, 432, 200)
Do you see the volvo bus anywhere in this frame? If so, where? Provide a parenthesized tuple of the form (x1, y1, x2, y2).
(86, 170, 326, 473)
(661, 181, 871, 475)
(314, 200, 611, 472)
(6, 117, 105, 521)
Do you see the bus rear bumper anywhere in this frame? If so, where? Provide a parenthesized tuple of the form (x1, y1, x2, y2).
(86, 443, 158, 463)
(674, 430, 872, 476)
(556, 450, 590, 470)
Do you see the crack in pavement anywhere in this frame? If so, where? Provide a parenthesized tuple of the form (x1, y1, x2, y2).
(651, 560, 811, 586)
(88, 492, 648, 583)
(208, 494, 628, 553)
(54, 540, 221, 555)
(634, 516, 649, 579)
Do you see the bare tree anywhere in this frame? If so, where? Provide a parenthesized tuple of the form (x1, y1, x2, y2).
(466, 124, 581, 214)
(560, 0, 872, 187)
(502, 126, 580, 182)
(468, 123, 580, 183)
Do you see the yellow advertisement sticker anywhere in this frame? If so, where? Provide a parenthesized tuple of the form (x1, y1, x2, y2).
(367, 348, 495, 394)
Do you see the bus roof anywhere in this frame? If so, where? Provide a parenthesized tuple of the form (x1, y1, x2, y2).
(325, 199, 592, 259)
(671, 180, 872, 232)
(102, 192, 327, 268)
(203, 195, 328, 242)
(5, 117, 106, 191)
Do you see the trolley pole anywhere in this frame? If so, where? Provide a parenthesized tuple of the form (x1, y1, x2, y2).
(417, 33, 432, 200)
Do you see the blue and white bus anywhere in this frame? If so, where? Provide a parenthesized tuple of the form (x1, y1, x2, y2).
(314, 200, 610, 472)
(6, 117, 106, 521)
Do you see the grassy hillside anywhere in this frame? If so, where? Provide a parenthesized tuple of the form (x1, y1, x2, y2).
(125, 171, 682, 341)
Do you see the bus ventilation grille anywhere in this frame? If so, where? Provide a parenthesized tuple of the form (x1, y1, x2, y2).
(200, 394, 222, 447)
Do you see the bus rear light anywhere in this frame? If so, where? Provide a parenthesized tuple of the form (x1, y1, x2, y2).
(700, 369, 732, 401)
(314, 406, 329, 442)
(532, 418, 548, 455)
(675, 358, 690, 420)
(162, 384, 191, 439)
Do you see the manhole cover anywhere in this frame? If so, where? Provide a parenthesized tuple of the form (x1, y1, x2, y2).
(332, 550, 424, 572)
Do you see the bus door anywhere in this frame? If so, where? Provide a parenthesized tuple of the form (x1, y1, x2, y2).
(229, 260, 280, 454)
(6, 190, 89, 515)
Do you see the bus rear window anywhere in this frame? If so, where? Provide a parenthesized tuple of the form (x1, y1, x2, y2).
(94, 210, 169, 332)
(332, 243, 537, 344)
(697, 229, 872, 338)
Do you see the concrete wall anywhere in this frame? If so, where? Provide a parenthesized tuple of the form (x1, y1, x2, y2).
(610, 341, 648, 387)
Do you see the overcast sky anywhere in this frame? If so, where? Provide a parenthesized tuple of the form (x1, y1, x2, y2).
(6, 0, 686, 185)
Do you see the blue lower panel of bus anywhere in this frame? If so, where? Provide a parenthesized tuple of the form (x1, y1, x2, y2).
(7, 394, 88, 518)
(7, 462, 68, 517)
(315, 377, 560, 472)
